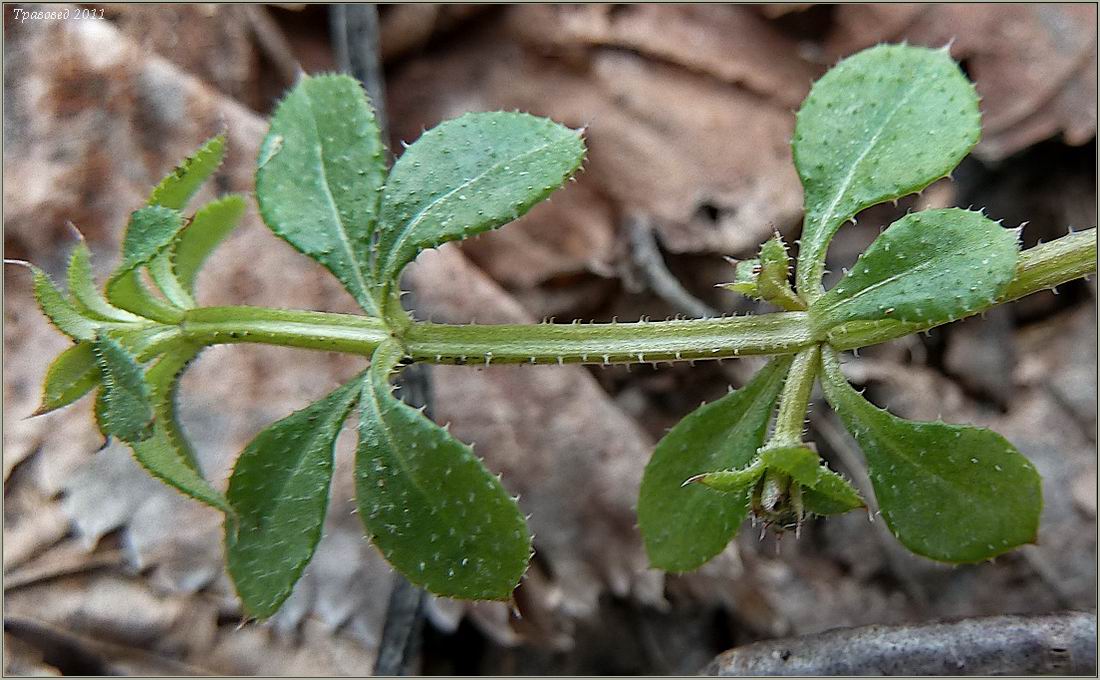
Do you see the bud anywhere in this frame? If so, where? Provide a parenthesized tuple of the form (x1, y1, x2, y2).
(751, 468, 805, 533)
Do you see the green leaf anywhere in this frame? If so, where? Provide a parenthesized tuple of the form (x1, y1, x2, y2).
(172, 195, 247, 296)
(688, 446, 863, 517)
(356, 340, 530, 600)
(722, 258, 761, 298)
(757, 234, 805, 311)
(128, 344, 232, 513)
(226, 374, 363, 618)
(92, 332, 154, 442)
(66, 235, 142, 323)
(35, 342, 101, 416)
(819, 348, 1041, 562)
(687, 459, 766, 493)
(148, 135, 226, 210)
(19, 261, 99, 341)
(106, 206, 187, 323)
(638, 357, 792, 572)
(116, 206, 190, 272)
(757, 446, 863, 515)
(812, 209, 1019, 332)
(793, 44, 980, 297)
(255, 74, 386, 315)
(376, 112, 585, 299)
(148, 251, 195, 310)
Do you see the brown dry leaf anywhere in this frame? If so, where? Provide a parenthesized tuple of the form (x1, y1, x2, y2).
(385, 6, 806, 265)
(510, 5, 818, 108)
(2, 9, 734, 664)
(3, 631, 61, 676)
(102, 4, 259, 103)
(826, 3, 1097, 160)
(379, 4, 489, 62)
(3, 12, 387, 666)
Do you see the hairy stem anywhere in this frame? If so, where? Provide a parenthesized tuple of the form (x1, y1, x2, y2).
(176, 229, 1095, 364)
(767, 345, 820, 448)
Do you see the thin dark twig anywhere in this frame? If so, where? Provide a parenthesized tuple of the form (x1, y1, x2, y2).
(330, 4, 389, 141)
(330, 5, 426, 675)
(242, 4, 301, 87)
(704, 611, 1097, 676)
(627, 214, 718, 320)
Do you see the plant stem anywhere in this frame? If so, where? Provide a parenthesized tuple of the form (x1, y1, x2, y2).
(176, 229, 1095, 364)
(766, 345, 820, 448)
(403, 313, 813, 364)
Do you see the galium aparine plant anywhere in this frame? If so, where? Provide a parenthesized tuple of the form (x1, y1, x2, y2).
(13, 44, 1097, 618)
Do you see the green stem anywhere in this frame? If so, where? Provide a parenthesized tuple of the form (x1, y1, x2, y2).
(174, 229, 1095, 365)
(766, 344, 820, 448)
(181, 306, 814, 364)
(403, 313, 812, 365)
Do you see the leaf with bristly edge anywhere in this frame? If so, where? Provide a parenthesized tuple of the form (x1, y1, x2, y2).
(35, 342, 102, 416)
(92, 332, 154, 442)
(812, 208, 1019, 333)
(226, 375, 363, 618)
(792, 44, 981, 297)
(128, 344, 232, 513)
(355, 340, 530, 600)
(255, 74, 386, 315)
(148, 134, 226, 211)
(66, 234, 142, 323)
(375, 112, 585, 310)
(172, 195, 247, 297)
(638, 358, 792, 572)
(105, 206, 188, 323)
(819, 347, 1041, 562)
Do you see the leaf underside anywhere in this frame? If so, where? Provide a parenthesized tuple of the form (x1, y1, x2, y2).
(356, 340, 530, 600)
(638, 358, 792, 572)
(255, 74, 386, 315)
(226, 375, 363, 618)
(820, 348, 1041, 562)
(793, 44, 981, 294)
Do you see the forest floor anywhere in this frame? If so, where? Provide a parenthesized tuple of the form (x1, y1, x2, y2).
(3, 4, 1096, 675)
